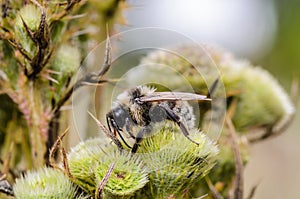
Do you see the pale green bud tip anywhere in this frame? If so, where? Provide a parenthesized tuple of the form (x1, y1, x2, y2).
(245, 67, 295, 132)
(13, 167, 78, 199)
(14, 5, 44, 55)
(95, 150, 149, 196)
(52, 44, 81, 74)
(16, 5, 42, 31)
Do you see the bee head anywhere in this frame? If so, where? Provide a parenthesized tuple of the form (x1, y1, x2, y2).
(130, 87, 142, 104)
(132, 86, 156, 104)
(117, 86, 156, 105)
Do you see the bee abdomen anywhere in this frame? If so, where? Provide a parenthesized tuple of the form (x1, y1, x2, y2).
(173, 101, 195, 129)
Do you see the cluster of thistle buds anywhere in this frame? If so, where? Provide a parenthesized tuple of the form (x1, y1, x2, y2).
(13, 125, 219, 198)
(11, 43, 296, 199)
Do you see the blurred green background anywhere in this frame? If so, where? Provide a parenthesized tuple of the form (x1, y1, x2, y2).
(261, 1, 300, 84)
(246, 1, 300, 198)
(122, 0, 300, 198)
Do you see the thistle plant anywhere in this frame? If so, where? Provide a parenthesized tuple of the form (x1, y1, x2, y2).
(0, 0, 127, 170)
(2, 42, 295, 198)
(0, 1, 296, 199)
(0, 0, 127, 197)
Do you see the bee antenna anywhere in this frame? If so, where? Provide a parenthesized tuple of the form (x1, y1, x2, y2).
(207, 78, 219, 98)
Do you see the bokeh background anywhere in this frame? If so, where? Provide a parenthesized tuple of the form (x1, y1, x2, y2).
(119, 0, 300, 198)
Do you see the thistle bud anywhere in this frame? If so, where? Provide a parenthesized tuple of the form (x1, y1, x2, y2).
(13, 167, 79, 199)
(138, 123, 218, 198)
(50, 44, 81, 102)
(51, 44, 81, 75)
(15, 5, 43, 57)
(94, 150, 149, 198)
(67, 138, 109, 193)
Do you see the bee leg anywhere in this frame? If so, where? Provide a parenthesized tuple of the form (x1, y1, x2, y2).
(106, 114, 114, 134)
(159, 105, 199, 145)
(106, 115, 132, 149)
(115, 128, 133, 149)
(131, 125, 153, 153)
(125, 118, 136, 139)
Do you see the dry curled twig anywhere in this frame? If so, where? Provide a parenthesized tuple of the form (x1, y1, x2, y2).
(49, 127, 73, 179)
(88, 111, 124, 151)
(246, 183, 260, 199)
(46, 26, 113, 163)
(51, 26, 112, 116)
(205, 176, 223, 199)
(226, 116, 244, 199)
(54, 0, 84, 20)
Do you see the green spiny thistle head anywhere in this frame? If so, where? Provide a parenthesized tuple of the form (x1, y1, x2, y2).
(68, 137, 150, 198)
(15, 4, 44, 57)
(15, 4, 42, 32)
(137, 123, 218, 198)
(230, 66, 294, 132)
(95, 149, 149, 198)
(67, 137, 111, 193)
(13, 167, 79, 199)
(139, 45, 295, 133)
(49, 44, 81, 102)
(51, 44, 81, 75)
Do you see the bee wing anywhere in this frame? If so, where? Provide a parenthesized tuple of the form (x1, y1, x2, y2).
(139, 92, 211, 102)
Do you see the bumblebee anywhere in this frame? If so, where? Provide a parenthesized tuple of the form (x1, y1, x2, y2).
(106, 85, 215, 153)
